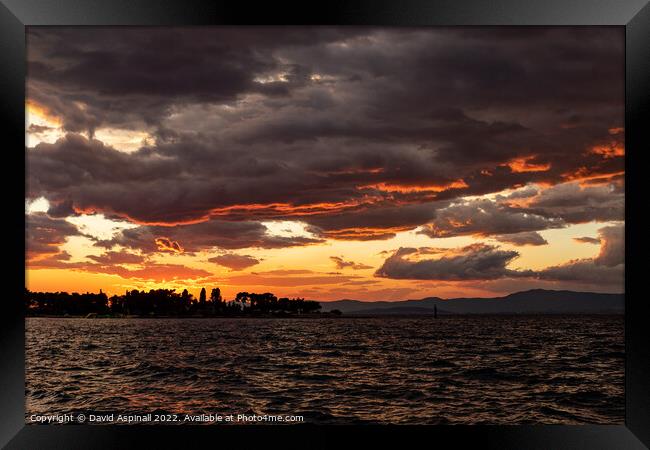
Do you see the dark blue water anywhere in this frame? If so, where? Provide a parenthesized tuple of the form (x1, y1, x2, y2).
(25, 315, 624, 424)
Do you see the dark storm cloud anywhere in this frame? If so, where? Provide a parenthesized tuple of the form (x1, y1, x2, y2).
(209, 254, 260, 271)
(27, 27, 366, 133)
(494, 231, 548, 246)
(594, 224, 624, 267)
(538, 260, 624, 286)
(375, 244, 533, 281)
(417, 180, 624, 240)
(527, 182, 625, 224)
(26, 27, 624, 243)
(27, 133, 456, 227)
(418, 199, 565, 239)
(96, 219, 323, 254)
(375, 226, 624, 288)
(46, 199, 77, 218)
(537, 224, 624, 286)
(306, 202, 440, 241)
(27, 135, 181, 222)
(26, 212, 80, 259)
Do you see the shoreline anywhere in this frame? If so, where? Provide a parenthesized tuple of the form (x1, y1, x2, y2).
(25, 313, 343, 319)
(25, 312, 624, 319)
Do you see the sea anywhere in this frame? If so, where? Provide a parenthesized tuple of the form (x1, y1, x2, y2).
(25, 315, 624, 425)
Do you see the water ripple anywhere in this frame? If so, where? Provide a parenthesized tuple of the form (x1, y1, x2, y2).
(26, 315, 624, 424)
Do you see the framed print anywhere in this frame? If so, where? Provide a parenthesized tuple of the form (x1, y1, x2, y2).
(1, 0, 649, 448)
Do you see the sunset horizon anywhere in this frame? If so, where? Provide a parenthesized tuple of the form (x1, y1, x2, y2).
(26, 27, 624, 302)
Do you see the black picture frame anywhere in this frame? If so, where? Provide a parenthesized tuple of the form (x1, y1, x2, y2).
(2, 1, 648, 448)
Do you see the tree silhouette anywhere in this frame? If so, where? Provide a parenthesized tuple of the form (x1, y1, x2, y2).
(210, 288, 223, 313)
(235, 292, 249, 309)
(25, 287, 326, 317)
(181, 289, 193, 311)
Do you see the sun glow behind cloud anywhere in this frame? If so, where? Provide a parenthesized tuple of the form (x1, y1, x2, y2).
(26, 197, 50, 214)
(261, 221, 318, 239)
(26, 102, 64, 147)
(65, 214, 138, 241)
(93, 128, 153, 153)
(26, 101, 153, 153)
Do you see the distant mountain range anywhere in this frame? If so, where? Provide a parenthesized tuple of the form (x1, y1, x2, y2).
(320, 289, 624, 315)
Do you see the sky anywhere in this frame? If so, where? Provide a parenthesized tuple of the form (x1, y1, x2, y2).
(25, 27, 625, 301)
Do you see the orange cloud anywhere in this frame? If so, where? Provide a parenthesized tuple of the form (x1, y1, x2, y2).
(561, 168, 624, 185)
(29, 255, 211, 283)
(503, 156, 551, 173)
(102, 263, 211, 282)
(589, 142, 624, 159)
(319, 226, 414, 240)
(99, 199, 384, 227)
(155, 237, 183, 253)
(358, 179, 468, 194)
(207, 199, 382, 219)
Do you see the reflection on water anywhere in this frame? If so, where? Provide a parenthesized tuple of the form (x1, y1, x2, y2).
(26, 316, 624, 424)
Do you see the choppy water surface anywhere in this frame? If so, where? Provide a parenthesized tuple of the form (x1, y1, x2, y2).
(26, 316, 624, 424)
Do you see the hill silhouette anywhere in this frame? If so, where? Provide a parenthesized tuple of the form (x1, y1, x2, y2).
(321, 289, 624, 315)
(25, 288, 623, 316)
